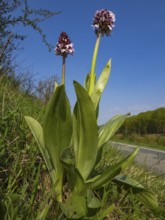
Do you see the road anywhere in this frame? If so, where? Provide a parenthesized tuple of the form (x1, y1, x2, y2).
(112, 142, 165, 175)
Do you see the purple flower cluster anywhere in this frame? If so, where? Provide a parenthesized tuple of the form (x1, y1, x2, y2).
(92, 9, 115, 36)
(55, 32, 74, 57)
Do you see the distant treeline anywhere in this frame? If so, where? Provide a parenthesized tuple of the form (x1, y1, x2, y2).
(118, 108, 165, 135)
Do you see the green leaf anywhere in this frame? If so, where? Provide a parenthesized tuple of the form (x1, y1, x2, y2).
(98, 113, 129, 149)
(87, 190, 101, 209)
(60, 147, 75, 166)
(113, 175, 165, 217)
(43, 85, 72, 201)
(73, 168, 87, 194)
(84, 73, 90, 92)
(24, 116, 56, 184)
(72, 103, 79, 162)
(113, 175, 144, 189)
(73, 81, 98, 180)
(44, 85, 72, 170)
(91, 59, 111, 111)
(60, 193, 87, 219)
(60, 147, 76, 191)
(90, 147, 139, 190)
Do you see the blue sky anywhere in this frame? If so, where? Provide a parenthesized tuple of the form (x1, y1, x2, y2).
(15, 0, 165, 124)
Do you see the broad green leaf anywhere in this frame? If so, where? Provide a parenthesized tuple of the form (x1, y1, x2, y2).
(60, 193, 87, 219)
(60, 147, 75, 166)
(87, 190, 101, 209)
(94, 142, 107, 168)
(43, 85, 72, 201)
(73, 168, 87, 194)
(91, 59, 111, 111)
(72, 103, 79, 162)
(98, 113, 129, 149)
(73, 81, 98, 180)
(85, 174, 101, 184)
(60, 147, 76, 191)
(113, 175, 165, 217)
(24, 116, 56, 184)
(113, 175, 144, 188)
(90, 147, 139, 190)
(44, 85, 72, 170)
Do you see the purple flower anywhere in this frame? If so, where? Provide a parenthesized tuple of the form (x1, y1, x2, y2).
(92, 9, 115, 36)
(55, 32, 74, 57)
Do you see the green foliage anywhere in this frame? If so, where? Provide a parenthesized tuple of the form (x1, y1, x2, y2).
(44, 85, 72, 201)
(90, 59, 111, 113)
(118, 108, 165, 135)
(114, 108, 165, 150)
(1, 7, 165, 218)
(25, 80, 163, 219)
(73, 81, 98, 180)
(0, 76, 165, 219)
(0, 77, 55, 219)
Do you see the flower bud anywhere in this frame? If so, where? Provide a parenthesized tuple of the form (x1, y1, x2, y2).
(92, 9, 115, 36)
(55, 32, 74, 57)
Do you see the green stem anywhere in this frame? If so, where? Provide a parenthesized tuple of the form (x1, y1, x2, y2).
(89, 33, 101, 95)
(61, 56, 66, 85)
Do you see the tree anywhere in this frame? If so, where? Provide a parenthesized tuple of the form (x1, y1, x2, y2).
(0, 0, 59, 75)
(118, 108, 165, 135)
(36, 75, 59, 104)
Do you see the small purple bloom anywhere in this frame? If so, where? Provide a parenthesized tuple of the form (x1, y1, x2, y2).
(55, 32, 74, 57)
(92, 9, 116, 36)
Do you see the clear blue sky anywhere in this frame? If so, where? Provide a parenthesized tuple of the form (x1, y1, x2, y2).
(15, 0, 165, 124)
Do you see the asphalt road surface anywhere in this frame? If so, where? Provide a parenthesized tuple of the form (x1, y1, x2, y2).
(112, 142, 165, 175)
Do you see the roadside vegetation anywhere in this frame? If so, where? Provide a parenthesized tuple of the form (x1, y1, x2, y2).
(113, 108, 165, 151)
(0, 1, 165, 219)
(0, 78, 165, 219)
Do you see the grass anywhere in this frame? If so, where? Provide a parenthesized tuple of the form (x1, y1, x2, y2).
(97, 144, 165, 219)
(0, 76, 165, 219)
(0, 76, 55, 219)
(112, 134, 165, 151)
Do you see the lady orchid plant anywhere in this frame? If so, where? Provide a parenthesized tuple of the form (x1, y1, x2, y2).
(25, 9, 165, 219)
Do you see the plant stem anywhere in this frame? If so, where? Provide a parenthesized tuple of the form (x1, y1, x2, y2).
(61, 56, 66, 85)
(89, 33, 101, 95)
